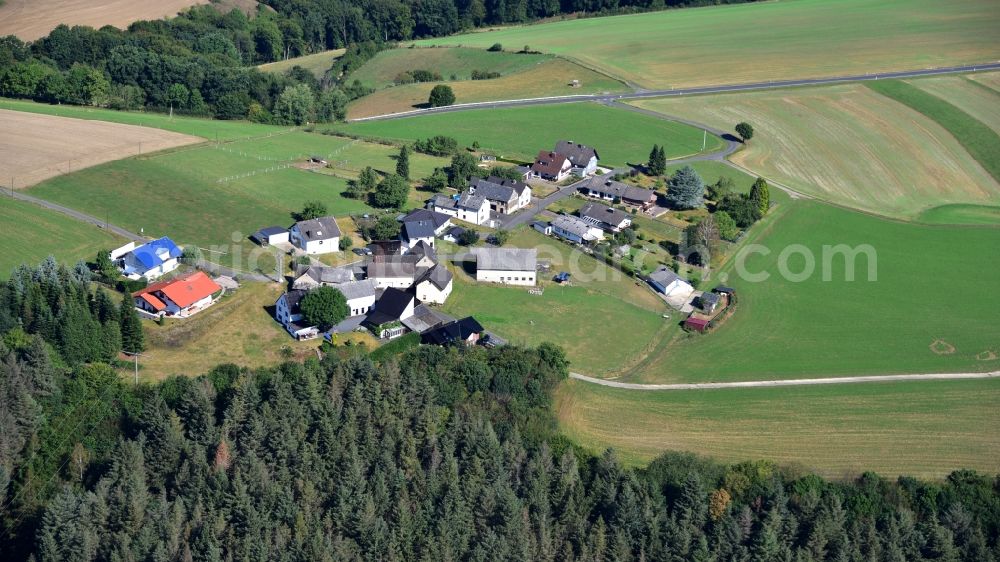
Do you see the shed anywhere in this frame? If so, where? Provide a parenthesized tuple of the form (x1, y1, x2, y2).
(684, 316, 710, 333)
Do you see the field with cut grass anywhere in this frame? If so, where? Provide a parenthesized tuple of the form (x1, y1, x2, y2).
(338, 103, 723, 165)
(918, 204, 1000, 225)
(630, 84, 1000, 219)
(141, 281, 377, 381)
(347, 58, 626, 119)
(441, 228, 669, 376)
(0, 0, 206, 40)
(349, 47, 551, 90)
(620, 199, 1000, 384)
(0, 197, 124, 277)
(907, 73, 1000, 134)
(258, 49, 346, 79)
(556, 377, 1000, 478)
(412, 0, 1000, 90)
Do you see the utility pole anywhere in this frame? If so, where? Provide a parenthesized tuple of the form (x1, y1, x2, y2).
(702, 129, 707, 151)
(124, 350, 144, 385)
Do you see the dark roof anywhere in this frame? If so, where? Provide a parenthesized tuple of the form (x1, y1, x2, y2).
(401, 208, 451, 229)
(293, 263, 353, 285)
(293, 216, 341, 241)
(471, 176, 529, 202)
(531, 150, 569, 177)
(445, 226, 467, 238)
(409, 240, 437, 261)
(403, 219, 436, 241)
(281, 289, 308, 314)
(368, 255, 419, 279)
(700, 292, 720, 305)
(365, 288, 413, 326)
(579, 201, 630, 227)
(418, 263, 452, 290)
(583, 177, 655, 203)
(369, 240, 402, 256)
(714, 286, 736, 295)
(648, 266, 682, 286)
(421, 316, 484, 345)
(253, 226, 287, 239)
(554, 140, 599, 167)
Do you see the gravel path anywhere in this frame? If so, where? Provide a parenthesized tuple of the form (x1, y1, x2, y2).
(569, 371, 1000, 390)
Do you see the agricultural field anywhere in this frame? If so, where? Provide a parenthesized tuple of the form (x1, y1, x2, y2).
(338, 103, 724, 166)
(140, 281, 377, 381)
(630, 84, 1000, 219)
(441, 228, 669, 376)
(0, 109, 200, 189)
(258, 49, 346, 79)
(0, 0, 206, 40)
(907, 73, 1000, 134)
(556, 377, 1000, 478)
(411, 0, 1000, 90)
(619, 199, 1000, 384)
(0, 197, 124, 277)
(347, 58, 626, 119)
(348, 47, 551, 90)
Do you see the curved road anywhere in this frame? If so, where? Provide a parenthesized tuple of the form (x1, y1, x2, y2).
(349, 62, 1000, 122)
(570, 371, 1000, 390)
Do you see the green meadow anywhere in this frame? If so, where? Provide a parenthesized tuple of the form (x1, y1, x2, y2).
(338, 103, 723, 165)
(349, 47, 551, 90)
(412, 0, 1000, 90)
(258, 48, 346, 79)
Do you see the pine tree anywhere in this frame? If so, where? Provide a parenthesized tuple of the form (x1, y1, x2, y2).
(396, 145, 411, 180)
(749, 177, 770, 215)
(119, 292, 144, 353)
(665, 165, 706, 210)
(648, 144, 666, 176)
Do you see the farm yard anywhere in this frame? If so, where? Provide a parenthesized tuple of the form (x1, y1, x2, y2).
(0, 0, 207, 40)
(411, 0, 1000, 90)
(556, 377, 1000, 478)
(338, 102, 724, 165)
(629, 83, 1000, 219)
(0, 109, 201, 189)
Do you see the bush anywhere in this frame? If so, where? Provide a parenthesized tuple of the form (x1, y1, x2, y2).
(457, 229, 480, 246)
(414, 135, 459, 156)
(428, 84, 456, 107)
(411, 69, 442, 82)
(471, 70, 501, 80)
(339, 237, 353, 251)
(488, 43, 503, 52)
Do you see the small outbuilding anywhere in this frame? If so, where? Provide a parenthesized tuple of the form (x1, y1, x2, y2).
(251, 226, 289, 246)
(684, 316, 710, 333)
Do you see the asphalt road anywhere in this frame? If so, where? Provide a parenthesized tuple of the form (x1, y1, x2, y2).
(349, 62, 1000, 122)
(569, 370, 1000, 391)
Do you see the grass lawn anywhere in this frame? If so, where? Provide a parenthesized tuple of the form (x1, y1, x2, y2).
(258, 48, 345, 78)
(347, 58, 627, 119)
(440, 228, 669, 376)
(349, 47, 551, 90)
(907, 73, 1000, 134)
(866, 80, 1000, 183)
(555, 377, 1000, 479)
(622, 199, 1000, 383)
(411, 0, 1000, 90)
(337, 103, 723, 166)
(0, 197, 124, 277)
(140, 281, 377, 381)
(630, 84, 1000, 219)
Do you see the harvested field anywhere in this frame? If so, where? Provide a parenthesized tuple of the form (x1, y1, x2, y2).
(908, 73, 1000, 134)
(0, 109, 200, 189)
(0, 0, 207, 41)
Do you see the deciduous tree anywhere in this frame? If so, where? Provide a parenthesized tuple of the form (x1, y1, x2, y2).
(300, 286, 349, 331)
(428, 84, 456, 107)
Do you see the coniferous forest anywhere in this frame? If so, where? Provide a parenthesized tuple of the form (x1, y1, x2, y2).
(0, 259, 998, 560)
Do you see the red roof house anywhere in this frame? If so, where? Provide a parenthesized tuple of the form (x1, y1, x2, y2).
(530, 150, 572, 182)
(684, 315, 710, 333)
(133, 271, 222, 317)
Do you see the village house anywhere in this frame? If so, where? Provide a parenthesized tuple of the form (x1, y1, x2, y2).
(582, 176, 657, 210)
(115, 237, 182, 280)
(250, 226, 289, 246)
(289, 216, 341, 254)
(430, 192, 491, 226)
(133, 271, 221, 318)
(647, 265, 694, 298)
(274, 289, 319, 340)
(550, 215, 604, 244)
(472, 247, 537, 286)
(414, 263, 453, 304)
(554, 140, 599, 177)
(421, 317, 485, 347)
(398, 208, 452, 251)
(367, 255, 420, 289)
(530, 150, 572, 182)
(469, 176, 532, 215)
(364, 287, 416, 339)
(337, 279, 378, 317)
(578, 201, 632, 232)
(291, 263, 356, 290)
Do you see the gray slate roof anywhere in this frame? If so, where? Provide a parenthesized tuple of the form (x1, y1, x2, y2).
(584, 177, 655, 203)
(551, 215, 600, 240)
(293, 216, 341, 241)
(335, 279, 376, 301)
(554, 140, 599, 167)
(473, 247, 537, 271)
(579, 201, 631, 228)
(368, 256, 419, 279)
(401, 304, 452, 333)
(418, 263, 453, 290)
(471, 176, 529, 203)
(648, 266, 684, 286)
(294, 263, 354, 285)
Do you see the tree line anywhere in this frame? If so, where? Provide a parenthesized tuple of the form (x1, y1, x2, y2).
(1, 258, 998, 560)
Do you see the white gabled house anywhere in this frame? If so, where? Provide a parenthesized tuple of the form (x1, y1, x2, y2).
(337, 279, 377, 317)
(289, 216, 341, 254)
(554, 140, 599, 177)
(647, 266, 694, 298)
(414, 263, 453, 305)
(115, 237, 182, 280)
(430, 192, 491, 226)
(274, 289, 320, 340)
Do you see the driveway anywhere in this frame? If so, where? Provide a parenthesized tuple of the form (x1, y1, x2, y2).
(497, 176, 591, 230)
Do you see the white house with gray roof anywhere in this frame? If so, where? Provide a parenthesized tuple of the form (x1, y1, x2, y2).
(415, 263, 453, 304)
(554, 140, 599, 176)
(289, 216, 341, 254)
(291, 263, 356, 290)
(472, 247, 537, 286)
(469, 176, 532, 215)
(430, 191, 491, 226)
(578, 201, 632, 232)
(550, 215, 604, 244)
(647, 265, 693, 298)
(336, 279, 377, 317)
(399, 208, 452, 251)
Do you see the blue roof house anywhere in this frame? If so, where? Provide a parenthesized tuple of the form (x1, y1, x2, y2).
(121, 237, 183, 280)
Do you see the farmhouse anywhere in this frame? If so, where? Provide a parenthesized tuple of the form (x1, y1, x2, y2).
(582, 176, 657, 210)
(337, 279, 378, 317)
(116, 237, 182, 280)
(550, 215, 604, 244)
(364, 287, 416, 339)
(554, 140, 599, 177)
(530, 151, 572, 182)
(291, 263, 356, 290)
(647, 266, 694, 298)
(367, 255, 420, 289)
(579, 201, 632, 232)
(430, 192, 491, 226)
(472, 247, 537, 286)
(289, 216, 341, 254)
(274, 289, 319, 340)
(421, 317, 485, 347)
(414, 263, 453, 305)
(250, 226, 289, 246)
(399, 208, 452, 250)
(469, 176, 532, 215)
(133, 271, 221, 318)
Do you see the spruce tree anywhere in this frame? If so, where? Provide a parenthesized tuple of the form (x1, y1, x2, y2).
(749, 178, 770, 215)
(396, 145, 411, 180)
(665, 165, 705, 210)
(119, 292, 145, 353)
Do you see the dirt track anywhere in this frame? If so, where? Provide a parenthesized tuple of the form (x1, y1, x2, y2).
(570, 371, 1000, 390)
(0, 0, 206, 40)
(0, 109, 200, 189)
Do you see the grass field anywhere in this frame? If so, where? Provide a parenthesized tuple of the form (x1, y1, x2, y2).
(555, 377, 1000, 478)
(866, 80, 1000, 183)
(0, 197, 124, 276)
(917, 204, 1000, 225)
(441, 228, 668, 376)
(907, 73, 1000, 134)
(967, 71, 1000, 93)
(349, 47, 551, 90)
(0, 0, 205, 40)
(258, 49, 346, 78)
(141, 281, 377, 381)
(338, 103, 723, 165)
(347, 58, 627, 118)
(630, 84, 1000, 219)
(621, 199, 1000, 383)
(412, 0, 1000, 90)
